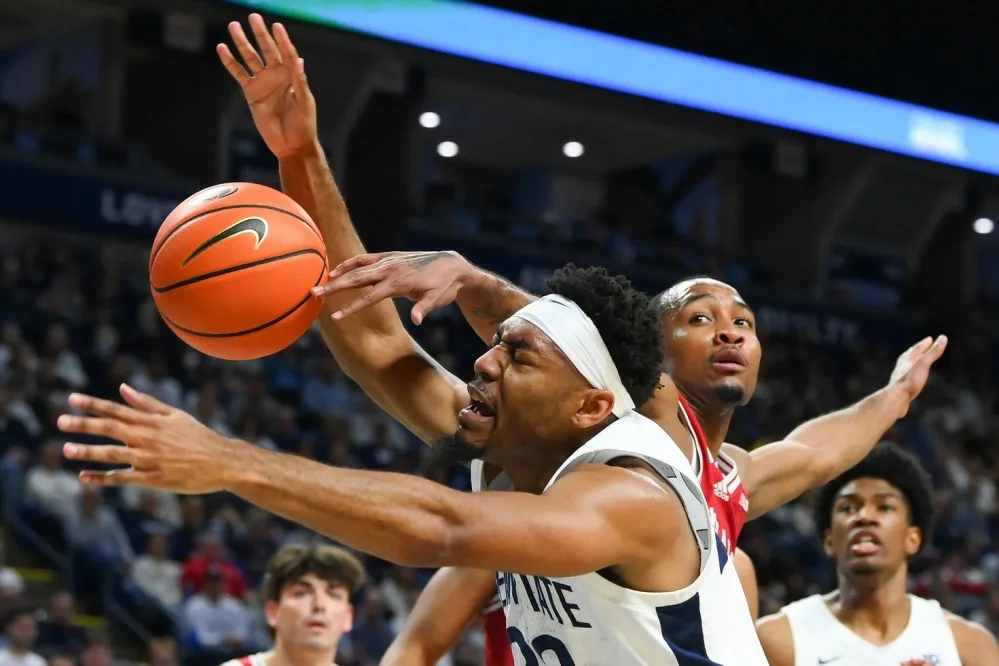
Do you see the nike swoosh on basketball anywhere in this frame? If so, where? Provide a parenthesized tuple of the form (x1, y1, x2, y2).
(182, 217, 269, 266)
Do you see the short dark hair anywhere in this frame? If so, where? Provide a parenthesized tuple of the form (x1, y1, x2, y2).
(2, 606, 35, 631)
(263, 544, 366, 603)
(812, 441, 935, 549)
(547, 264, 664, 407)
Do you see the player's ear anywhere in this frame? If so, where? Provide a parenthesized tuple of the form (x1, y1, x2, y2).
(264, 599, 279, 629)
(571, 389, 615, 429)
(822, 528, 835, 558)
(342, 604, 355, 633)
(904, 526, 921, 557)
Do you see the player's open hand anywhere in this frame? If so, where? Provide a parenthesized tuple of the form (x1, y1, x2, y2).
(57, 384, 246, 494)
(888, 334, 948, 411)
(218, 14, 317, 159)
(312, 251, 471, 324)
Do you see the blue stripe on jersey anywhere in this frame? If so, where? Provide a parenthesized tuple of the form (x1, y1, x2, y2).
(655, 594, 724, 666)
(716, 533, 729, 572)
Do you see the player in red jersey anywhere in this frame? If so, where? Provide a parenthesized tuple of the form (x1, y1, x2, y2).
(221, 544, 364, 666)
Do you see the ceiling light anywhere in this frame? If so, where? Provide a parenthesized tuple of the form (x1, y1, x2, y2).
(437, 141, 458, 158)
(974, 217, 994, 234)
(419, 112, 440, 128)
(563, 141, 584, 158)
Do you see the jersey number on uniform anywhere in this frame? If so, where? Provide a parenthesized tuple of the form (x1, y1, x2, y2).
(507, 627, 576, 665)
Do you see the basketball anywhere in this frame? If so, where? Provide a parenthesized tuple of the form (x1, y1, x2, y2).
(149, 182, 328, 361)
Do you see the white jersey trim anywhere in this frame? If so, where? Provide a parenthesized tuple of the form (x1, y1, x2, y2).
(541, 412, 716, 608)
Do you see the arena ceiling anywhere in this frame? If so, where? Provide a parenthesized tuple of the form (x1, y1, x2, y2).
(418, 76, 730, 173)
(0, 0, 111, 50)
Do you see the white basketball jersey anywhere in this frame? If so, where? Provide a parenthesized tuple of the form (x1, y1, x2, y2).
(470, 411, 766, 666)
(783, 593, 962, 665)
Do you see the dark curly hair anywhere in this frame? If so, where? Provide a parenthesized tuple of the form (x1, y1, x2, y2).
(547, 264, 664, 408)
(812, 441, 935, 550)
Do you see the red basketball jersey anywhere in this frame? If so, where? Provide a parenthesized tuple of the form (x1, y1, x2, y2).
(483, 590, 514, 666)
(678, 393, 749, 554)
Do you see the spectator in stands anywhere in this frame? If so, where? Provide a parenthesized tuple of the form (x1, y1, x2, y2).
(90, 308, 119, 362)
(181, 531, 247, 600)
(227, 374, 278, 428)
(268, 405, 303, 453)
(35, 591, 87, 656)
(0, 539, 24, 608)
(0, 607, 45, 666)
(23, 440, 81, 520)
(348, 397, 406, 451)
(39, 323, 86, 390)
(46, 654, 75, 666)
(130, 531, 183, 609)
(0, 381, 39, 453)
(182, 566, 250, 665)
(301, 356, 356, 417)
(379, 567, 420, 634)
(64, 487, 133, 564)
(78, 633, 116, 666)
(169, 497, 206, 562)
(237, 416, 278, 452)
(147, 638, 179, 666)
(129, 351, 182, 408)
(185, 383, 232, 438)
(349, 588, 395, 665)
(327, 435, 362, 470)
(230, 509, 280, 589)
(119, 485, 181, 534)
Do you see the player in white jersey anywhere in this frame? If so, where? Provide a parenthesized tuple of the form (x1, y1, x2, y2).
(756, 442, 999, 665)
(221, 544, 365, 666)
(59, 264, 767, 665)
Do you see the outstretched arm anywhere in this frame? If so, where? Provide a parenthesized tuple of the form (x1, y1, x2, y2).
(60, 388, 683, 576)
(218, 16, 465, 444)
(726, 335, 947, 519)
(380, 567, 497, 666)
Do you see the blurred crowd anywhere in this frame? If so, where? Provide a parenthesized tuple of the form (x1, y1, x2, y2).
(0, 228, 997, 666)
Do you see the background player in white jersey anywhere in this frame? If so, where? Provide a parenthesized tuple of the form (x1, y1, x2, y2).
(756, 442, 999, 665)
(59, 264, 768, 665)
(222, 544, 365, 666)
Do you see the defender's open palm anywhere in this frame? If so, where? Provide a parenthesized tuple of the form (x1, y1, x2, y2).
(58, 384, 242, 494)
(313, 251, 472, 324)
(218, 13, 317, 159)
(889, 334, 948, 414)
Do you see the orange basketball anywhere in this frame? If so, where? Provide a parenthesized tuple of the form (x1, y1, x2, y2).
(149, 182, 328, 361)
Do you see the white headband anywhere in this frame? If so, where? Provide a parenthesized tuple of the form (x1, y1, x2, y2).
(511, 294, 635, 417)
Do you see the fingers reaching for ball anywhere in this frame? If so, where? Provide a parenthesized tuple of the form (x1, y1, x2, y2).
(58, 385, 246, 495)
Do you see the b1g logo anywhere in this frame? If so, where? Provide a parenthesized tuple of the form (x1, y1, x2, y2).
(188, 184, 238, 206)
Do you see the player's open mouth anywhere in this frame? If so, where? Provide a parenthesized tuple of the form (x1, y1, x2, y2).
(459, 400, 495, 427)
(848, 531, 881, 556)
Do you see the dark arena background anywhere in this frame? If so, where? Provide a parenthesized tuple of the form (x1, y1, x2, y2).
(0, 0, 997, 664)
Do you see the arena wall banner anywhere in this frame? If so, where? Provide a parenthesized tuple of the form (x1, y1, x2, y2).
(0, 155, 919, 348)
(0, 154, 188, 239)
